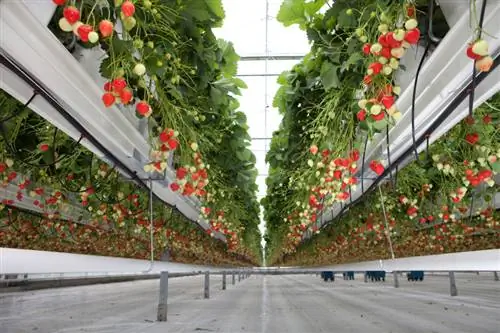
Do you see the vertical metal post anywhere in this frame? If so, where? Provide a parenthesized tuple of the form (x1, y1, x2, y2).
(232, 272, 235, 285)
(494, 271, 499, 281)
(393, 271, 399, 288)
(364, 272, 368, 283)
(238, 272, 241, 282)
(149, 178, 154, 264)
(222, 272, 226, 290)
(157, 271, 168, 321)
(449, 272, 458, 296)
(204, 271, 210, 299)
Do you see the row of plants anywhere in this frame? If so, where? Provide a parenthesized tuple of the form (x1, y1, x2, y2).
(1, 0, 262, 265)
(263, 0, 498, 265)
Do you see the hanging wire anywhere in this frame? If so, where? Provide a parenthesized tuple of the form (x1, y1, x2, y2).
(469, 0, 488, 118)
(361, 135, 368, 192)
(378, 184, 396, 260)
(385, 124, 394, 187)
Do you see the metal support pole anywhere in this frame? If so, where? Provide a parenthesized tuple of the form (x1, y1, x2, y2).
(449, 272, 458, 296)
(157, 271, 168, 321)
(494, 271, 499, 281)
(232, 272, 235, 285)
(238, 272, 241, 282)
(222, 272, 227, 290)
(393, 271, 399, 288)
(204, 271, 210, 299)
(364, 272, 368, 283)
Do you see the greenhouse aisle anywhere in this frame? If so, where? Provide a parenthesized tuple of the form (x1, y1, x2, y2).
(0, 274, 499, 333)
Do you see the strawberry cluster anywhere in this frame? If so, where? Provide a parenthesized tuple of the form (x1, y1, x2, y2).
(54, 1, 117, 44)
(357, 7, 419, 128)
(466, 39, 493, 72)
(143, 128, 179, 173)
(169, 143, 209, 198)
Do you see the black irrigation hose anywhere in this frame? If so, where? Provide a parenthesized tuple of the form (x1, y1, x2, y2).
(469, 0, 488, 118)
(411, 42, 432, 165)
(0, 92, 37, 124)
(0, 52, 212, 237)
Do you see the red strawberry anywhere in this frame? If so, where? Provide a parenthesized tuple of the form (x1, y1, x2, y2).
(167, 138, 178, 150)
(465, 133, 479, 145)
(63, 6, 80, 25)
(39, 144, 50, 152)
(0, 163, 6, 172)
(103, 82, 113, 92)
(381, 47, 391, 59)
(112, 78, 127, 92)
(483, 114, 492, 124)
(102, 92, 116, 107)
(120, 88, 133, 104)
(357, 109, 366, 121)
(136, 101, 151, 116)
(53, 0, 66, 5)
(99, 20, 114, 38)
(386, 32, 401, 48)
(378, 34, 389, 47)
(371, 112, 385, 121)
(362, 43, 371, 55)
(176, 167, 188, 179)
(466, 45, 482, 60)
(369, 160, 385, 175)
(159, 131, 170, 143)
(405, 28, 420, 44)
(350, 149, 360, 161)
(77, 24, 93, 42)
(406, 5, 415, 17)
(363, 75, 372, 85)
(170, 182, 180, 192)
(368, 62, 383, 74)
(121, 1, 136, 17)
(381, 95, 395, 109)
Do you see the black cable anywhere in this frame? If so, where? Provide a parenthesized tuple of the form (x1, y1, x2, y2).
(469, 0, 488, 118)
(0, 91, 37, 124)
(411, 43, 432, 165)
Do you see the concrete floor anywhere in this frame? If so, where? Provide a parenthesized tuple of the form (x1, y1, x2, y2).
(0, 273, 498, 333)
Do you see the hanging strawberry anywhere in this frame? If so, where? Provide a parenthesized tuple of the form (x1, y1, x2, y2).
(99, 20, 114, 38)
(369, 160, 385, 175)
(77, 24, 93, 42)
(63, 6, 80, 25)
(102, 92, 116, 107)
(136, 101, 152, 117)
(53, 0, 66, 5)
(119, 88, 133, 104)
(121, 1, 136, 17)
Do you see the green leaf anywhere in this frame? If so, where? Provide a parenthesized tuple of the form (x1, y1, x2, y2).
(183, 0, 211, 21)
(235, 111, 247, 125)
(277, 0, 306, 27)
(320, 61, 340, 90)
(236, 149, 252, 161)
(99, 57, 113, 78)
(372, 118, 388, 131)
(213, 77, 243, 95)
(205, 0, 225, 19)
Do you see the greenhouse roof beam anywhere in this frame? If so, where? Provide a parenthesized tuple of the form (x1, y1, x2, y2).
(239, 55, 304, 61)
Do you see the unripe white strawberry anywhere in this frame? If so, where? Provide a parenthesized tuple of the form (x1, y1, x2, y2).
(383, 65, 393, 75)
(391, 47, 405, 58)
(394, 29, 405, 41)
(378, 24, 389, 34)
(378, 56, 388, 65)
(360, 36, 368, 43)
(190, 142, 198, 151)
(88, 31, 99, 43)
(472, 39, 489, 56)
(389, 58, 399, 69)
(72, 21, 83, 35)
(370, 43, 382, 54)
(133, 63, 146, 76)
(405, 18, 418, 30)
(371, 104, 382, 115)
(358, 99, 368, 109)
(59, 17, 74, 32)
(393, 86, 401, 95)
